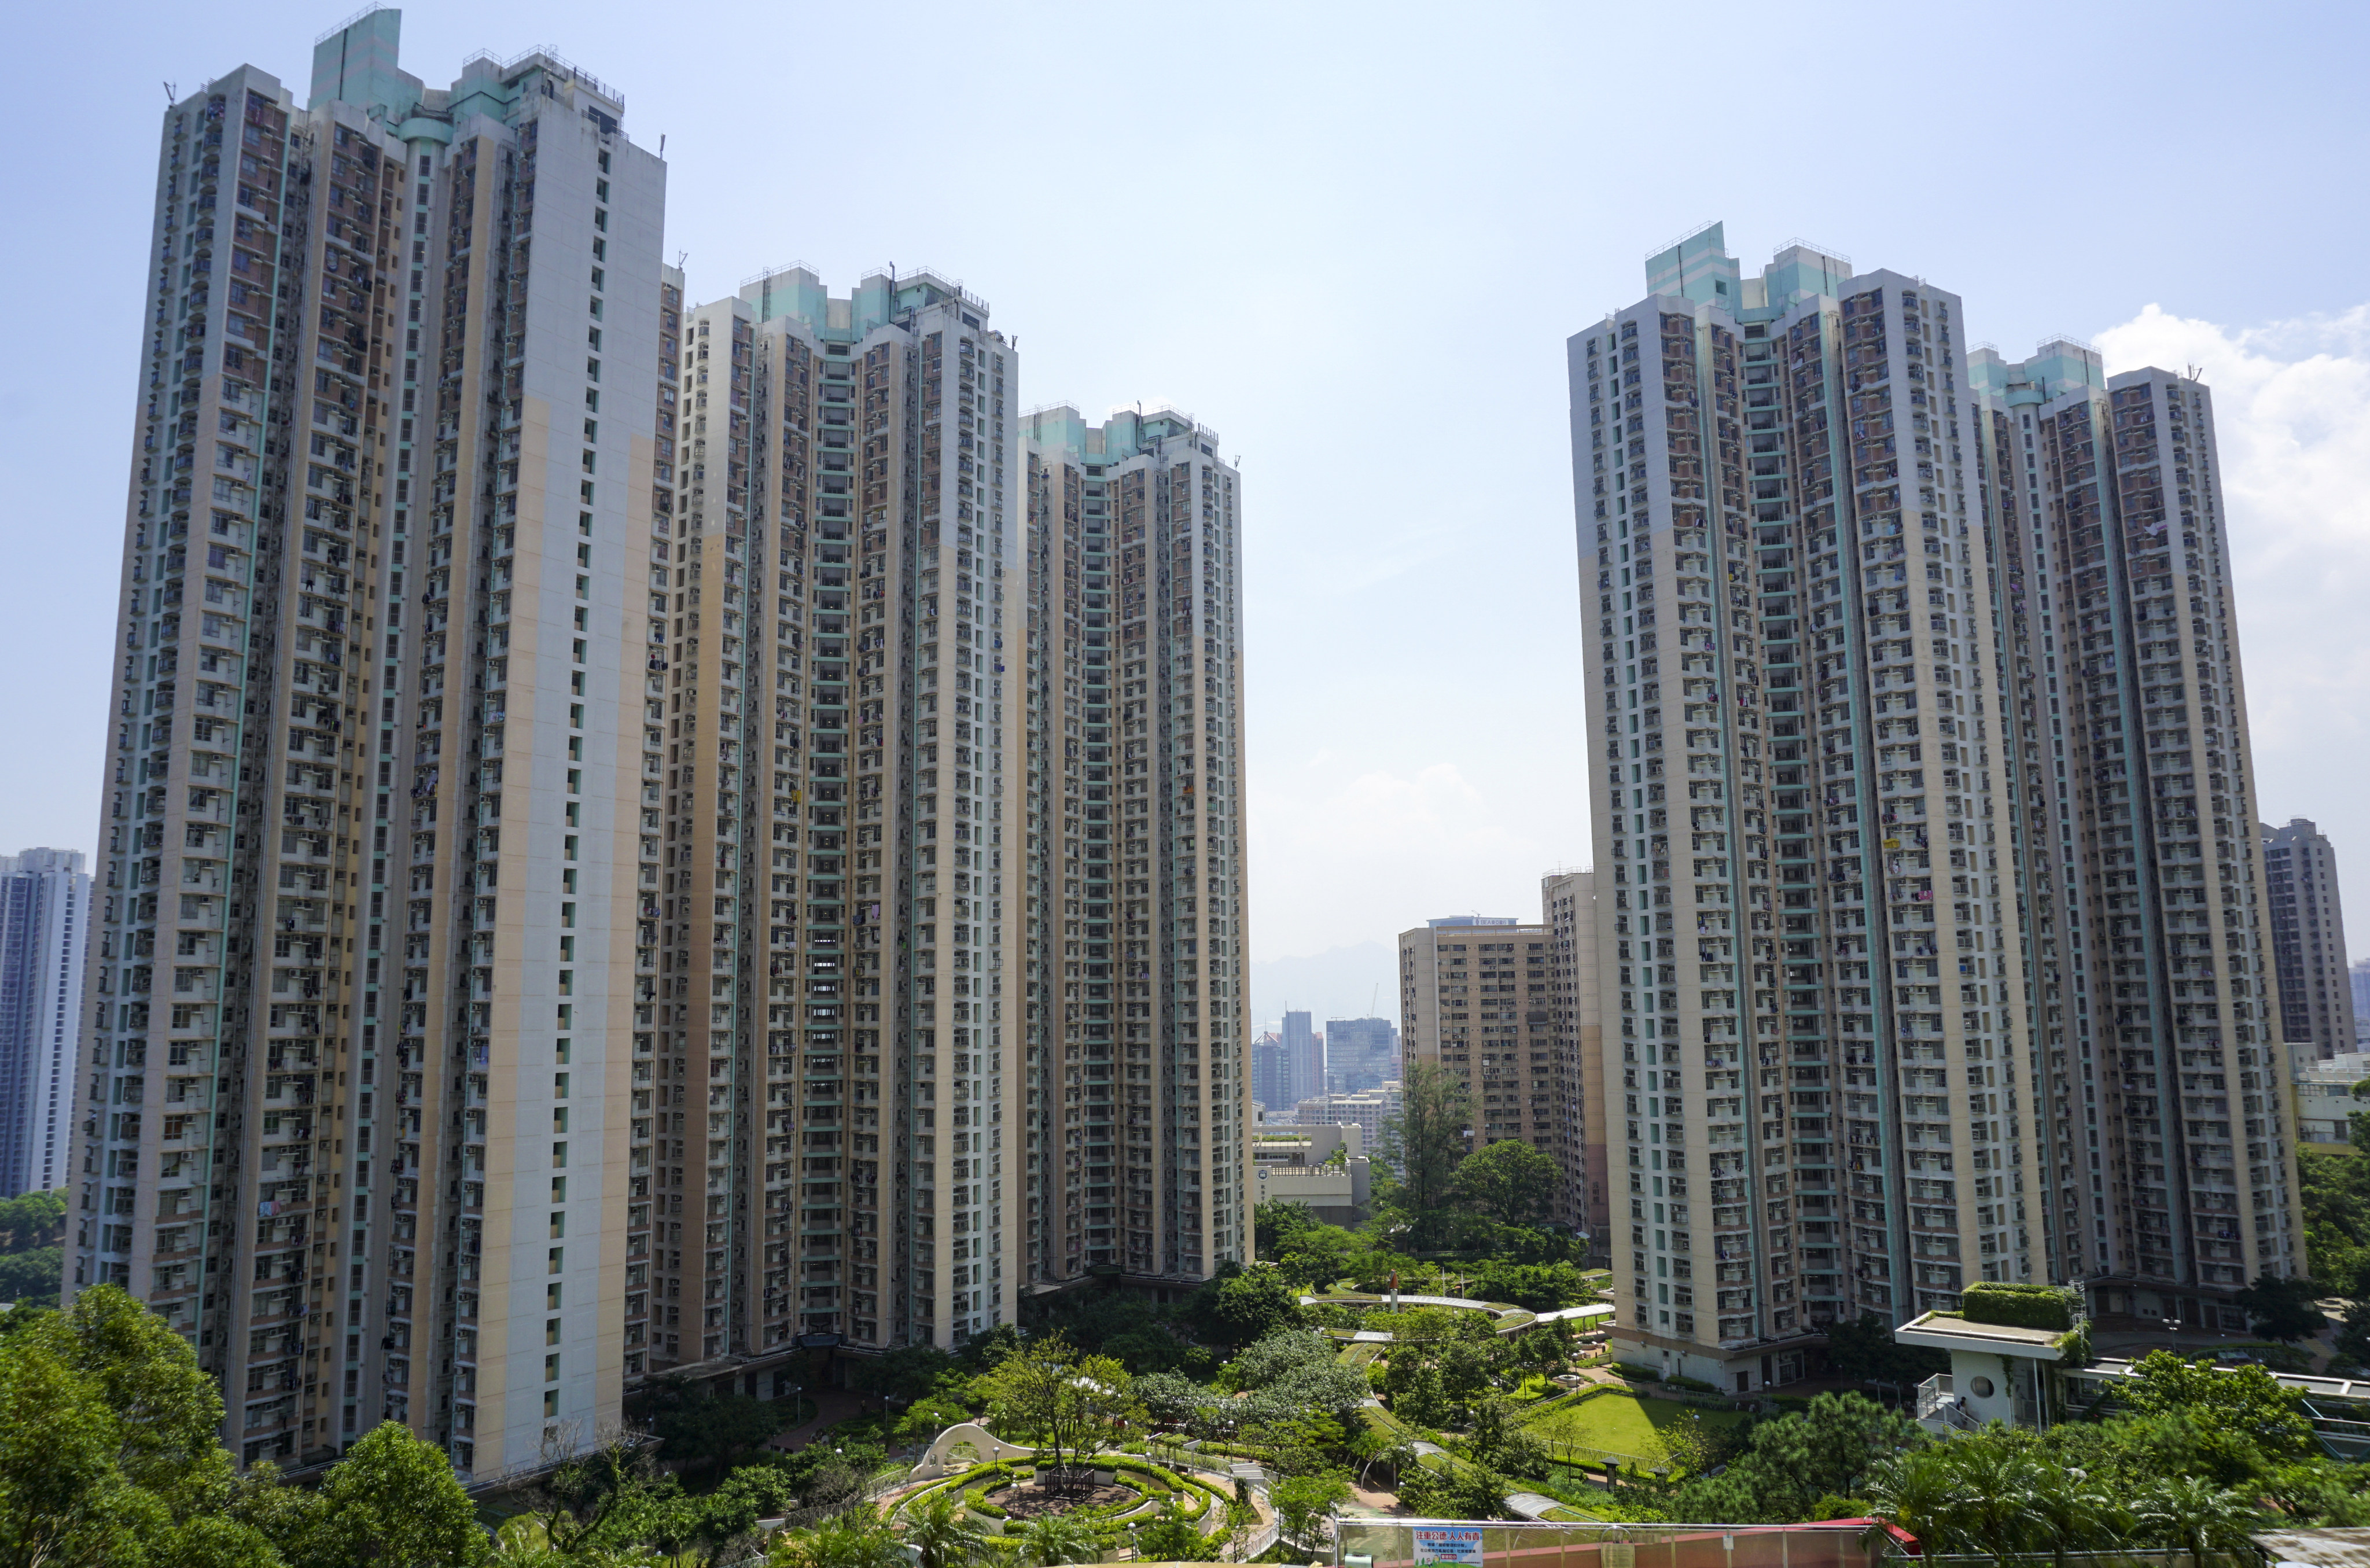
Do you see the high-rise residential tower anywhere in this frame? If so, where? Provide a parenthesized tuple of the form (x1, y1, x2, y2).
(1967, 341, 2299, 1319)
(633, 261, 1023, 1374)
(1572, 231, 2049, 1386)
(0, 849, 91, 1200)
(1542, 870, 1608, 1246)
(1567, 224, 2300, 1391)
(2261, 818, 2356, 1059)
(1399, 916, 1573, 1219)
(1020, 404, 1251, 1288)
(73, 8, 663, 1475)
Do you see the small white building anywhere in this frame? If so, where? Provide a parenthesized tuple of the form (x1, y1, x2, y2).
(1253, 1122, 1370, 1226)
(1894, 1311, 2069, 1433)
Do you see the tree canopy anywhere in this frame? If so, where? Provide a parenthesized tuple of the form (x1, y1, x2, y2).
(1451, 1140, 1559, 1230)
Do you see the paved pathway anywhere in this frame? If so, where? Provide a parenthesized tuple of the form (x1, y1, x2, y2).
(768, 1388, 873, 1453)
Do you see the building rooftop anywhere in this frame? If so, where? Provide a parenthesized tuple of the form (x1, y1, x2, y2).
(1893, 1311, 2067, 1361)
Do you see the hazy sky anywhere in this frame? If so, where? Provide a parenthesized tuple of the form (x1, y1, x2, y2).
(8, 0, 2370, 975)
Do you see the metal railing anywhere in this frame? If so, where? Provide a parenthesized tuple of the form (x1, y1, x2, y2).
(1337, 1518, 1886, 1568)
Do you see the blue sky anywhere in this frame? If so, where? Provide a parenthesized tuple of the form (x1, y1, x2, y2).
(6, 0, 2368, 1013)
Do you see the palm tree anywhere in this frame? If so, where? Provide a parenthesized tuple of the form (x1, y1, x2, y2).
(902, 1492, 989, 1568)
(2133, 1474, 2268, 1565)
(1015, 1512, 1101, 1567)
(771, 1504, 910, 1568)
(2023, 1460, 2116, 1568)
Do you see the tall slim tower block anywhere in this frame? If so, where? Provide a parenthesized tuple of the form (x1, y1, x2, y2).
(0, 849, 91, 1199)
(1020, 404, 1251, 1287)
(1573, 231, 2042, 1385)
(641, 262, 1022, 1370)
(2260, 818, 2356, 1060)
(73, 8, 663, 1475)
(1543, 870, 1608, 1245)
(1967, 343, 2300, 1315)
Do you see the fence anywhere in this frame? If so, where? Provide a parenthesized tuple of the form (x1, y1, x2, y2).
(1337, 1518, 1886, 1568)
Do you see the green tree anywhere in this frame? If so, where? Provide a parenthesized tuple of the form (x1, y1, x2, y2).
(644, 1383, 792, 1471)
(0, 1331, 157, 1568)
(1270, 1474, 1351, 1549)
(1465, 1396, 1546, 1477)
(520, 1430, 666, 1559)
(1013, 1512, 1101, 1567)
(1399, 1459, 1510, 1521)
(1254, 1201, 1321, 1258)
(849, 1344, 958, 1407)
(2131, 1473, 2269, 1560)
(0, 1252, 60, 1305)
(2336, 1298, 2370, 1371)
(0, 1191, 64, 1254)
(1821, 1312, 1948, 1386)
(2236, 1271, 2329, 1343)
(1452, 1140, 1559, 1229)
(1274, 1225, 1360, 1293)
(304, 1421, 487, 1568)
(1664, 1393, 1923, 1523)
(2119, 1350, 2316, 1459)
(1374, 1062, 1471, 1242)
(0, 1283, 282, 1568)
(1134, 1499, 1203, 1562)
(770, 1505, 908, 1568)
(1436, 1341, 1489, 1414)
(1190, 1265, 1303, 1347)
(981, 1330, 1137, 1484)
(1381, 1356, 1449, 1428)
(701, 1465, 803, 1548)
(2301, 1111, 2370, 1290)
(900, 1490, 988, 1568)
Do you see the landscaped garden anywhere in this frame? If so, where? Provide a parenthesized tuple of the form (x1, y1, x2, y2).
(1519, 1389, 1747, 1470)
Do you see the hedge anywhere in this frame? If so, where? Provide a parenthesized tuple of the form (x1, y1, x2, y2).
(1959, 1282, 2075, 1331)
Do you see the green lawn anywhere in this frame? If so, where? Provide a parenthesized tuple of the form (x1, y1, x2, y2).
(1522, 1392, 1745, 1468)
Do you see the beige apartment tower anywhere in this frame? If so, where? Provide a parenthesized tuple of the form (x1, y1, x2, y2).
(1021, 406, 1252, 1287)
(1967, 342, 2300, 1313)
(73, 9, 662, 1476)
(1543, 871, 1609, 1245)
(638, 263, 1025, 1375)
(1566, 224, 2300, 1392)
(1398, 915, 1579, 1222)
(1571, 228, 2050, 1390)
(2261, 818, 2356, 1061)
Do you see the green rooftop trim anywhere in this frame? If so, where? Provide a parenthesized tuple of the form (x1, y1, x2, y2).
(1959, 1282, 2077, 1332)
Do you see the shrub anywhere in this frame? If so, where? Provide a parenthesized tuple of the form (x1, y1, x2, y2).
(1958, 1282, 2076, 1331)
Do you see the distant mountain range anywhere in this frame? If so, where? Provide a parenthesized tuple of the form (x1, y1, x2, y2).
(1248, 940, 1398, 1035)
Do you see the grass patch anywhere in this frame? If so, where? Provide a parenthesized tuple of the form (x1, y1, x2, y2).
(1522, 1391, 1745, 1469)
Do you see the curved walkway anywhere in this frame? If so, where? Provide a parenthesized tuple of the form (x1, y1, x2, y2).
(1302, 1294, 1613, 1342)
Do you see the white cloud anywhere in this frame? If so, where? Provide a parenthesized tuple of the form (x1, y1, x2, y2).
(2097, 304, 2370, 962)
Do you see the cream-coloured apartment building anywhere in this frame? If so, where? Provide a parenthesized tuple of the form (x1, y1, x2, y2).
(1566, 222, 2298, 1393)
(1020, 406, 1252, 1289)
(74, 10, 663, 1476)
(1398, 916, 1576, 1221)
